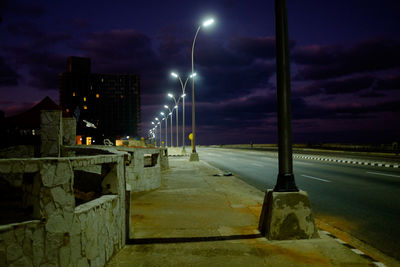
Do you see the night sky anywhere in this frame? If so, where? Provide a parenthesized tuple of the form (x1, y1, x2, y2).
(1, 0, 400, 145)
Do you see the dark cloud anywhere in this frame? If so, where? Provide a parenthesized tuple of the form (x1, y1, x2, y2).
(2, 1, 44, 18)
(291, 44, 341, 65)
(0, 57, 19, 86)
(293, 38, 400, 80)
(7, 21, 41, 38)
(196, 39, 251, 67)
(7, 22, 72, 48)
(76, 30, 161, 73)
(359, 91, 386, 98)
(295, 75, 375, 97)
(158, 35, 188, 61)
(293, 99, 400, 121)
(70, 18, 92, 29)
(229, 36, 276, 59)
(196, 60, 275, 102)
(374, 75, 400, 91)
(3, 45, 65, 90)
(196, 93, 277, 129)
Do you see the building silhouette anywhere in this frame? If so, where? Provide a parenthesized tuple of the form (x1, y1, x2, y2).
(59, 57, 140, 143)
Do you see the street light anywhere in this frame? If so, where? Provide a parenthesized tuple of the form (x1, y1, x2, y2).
(190, 17, 215, 161)
(170, 72, 196, 153)
(160, 112, 168, 147)
(164, 105, 175, 147)
(155, 117, 161, 147)
(168, 93, 184, 147)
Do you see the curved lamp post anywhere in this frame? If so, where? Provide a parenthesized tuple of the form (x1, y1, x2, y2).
(155, 117, 161, 147)
(171, 72, 195, 153)
(160, 112, 168, 147)
(164, 105, 174, 147)
(190, 18, 215, 161)
(167, 93, 184, 147)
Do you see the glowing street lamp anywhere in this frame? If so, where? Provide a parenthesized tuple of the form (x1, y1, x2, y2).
(155, 117, 161, 147)
(160, 112, 168, 147)
(164, 105, 174, 147)
(167, 93, 185, 147)
(190, 17, 215, 161)
(170, 72, 196, 153)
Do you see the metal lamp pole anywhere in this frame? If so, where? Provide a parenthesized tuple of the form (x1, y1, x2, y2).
(171, 73, 195, 153)
(190, 18, 214, 160)
(168, 93, 183, 147)
(274, 0, 298, 192)
(164, 105, 174, 147)
(160, 112, 168, 147)
(155, 118, 161, 147)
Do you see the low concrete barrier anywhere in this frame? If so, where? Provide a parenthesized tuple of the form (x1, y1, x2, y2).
(116, 147, 168, 192)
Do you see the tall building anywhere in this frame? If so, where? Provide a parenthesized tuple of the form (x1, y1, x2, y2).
(59, 57, 140, 143)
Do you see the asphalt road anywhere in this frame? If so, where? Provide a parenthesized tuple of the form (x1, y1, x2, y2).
(197, 147, 400, 260)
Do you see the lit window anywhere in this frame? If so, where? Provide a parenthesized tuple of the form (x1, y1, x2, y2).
(96, 94, 100, 98)
(101, 78, 104, 83)
(84, 106, 87, 110)
(90, 85, 93, 90)
(83, 97, 87, 101)
(73, 92, 76, 96)
(66, 108, 70, 113)
(120, 95, 124, 99)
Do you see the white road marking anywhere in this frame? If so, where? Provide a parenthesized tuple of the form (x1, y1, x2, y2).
(351, 248, 364, 255)
(294, 161, 316, 166)
(335, 238, 346, 244)
(366, 171, 400, 178)
(301, 174, 331, 183)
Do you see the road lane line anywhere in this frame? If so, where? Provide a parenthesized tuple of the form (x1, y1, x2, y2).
(294, 161, 315, 166)
(301, 174, 331, 183)
(366, 171, 400, 178)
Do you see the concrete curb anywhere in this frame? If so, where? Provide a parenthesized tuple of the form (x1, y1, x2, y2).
(294, 154, 399, 168)
(319, 231, 386, 267)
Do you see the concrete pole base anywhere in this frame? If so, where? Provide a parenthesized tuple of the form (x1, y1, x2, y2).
(189, 152, 199, 162)
(181, 148, 187, 155)
(258, 189, 319, 240)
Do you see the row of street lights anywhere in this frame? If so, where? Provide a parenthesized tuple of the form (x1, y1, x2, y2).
(148, 18, 215, 160)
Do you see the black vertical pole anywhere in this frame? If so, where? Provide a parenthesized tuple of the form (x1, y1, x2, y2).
(274, 0, 299, 192)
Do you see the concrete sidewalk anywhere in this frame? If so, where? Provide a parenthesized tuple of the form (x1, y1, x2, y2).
(107, 158, 378, 266)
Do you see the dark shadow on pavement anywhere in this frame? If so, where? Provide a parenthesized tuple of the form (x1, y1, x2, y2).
(127, 234, 263, 245)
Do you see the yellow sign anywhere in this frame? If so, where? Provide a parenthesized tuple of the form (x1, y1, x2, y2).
(189, 133, 193, 140)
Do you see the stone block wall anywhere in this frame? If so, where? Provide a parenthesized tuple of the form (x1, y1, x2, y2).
(0, 154, 126, 266)
(62, 117, 76, 146)
(160, 148, 169, 171)
(116, 147, 165, 192)
(40, 110, 62, 157)
(0, 145, 35, 158)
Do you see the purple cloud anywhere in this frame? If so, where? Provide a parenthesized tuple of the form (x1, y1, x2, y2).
(293, 38, 400, 80)
(295, 75, 375, 97)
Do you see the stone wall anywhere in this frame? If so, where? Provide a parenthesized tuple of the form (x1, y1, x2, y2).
(116, 147, 165, 192)
(160, 148, 169, 171)
(62, 117, 76, 146)
(40, 110, 62, 157)
(0, 145, 35, 159)
(0, 153, 126, 266)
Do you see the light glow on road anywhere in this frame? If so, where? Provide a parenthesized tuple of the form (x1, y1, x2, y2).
(366, 171, 400, 178)
(301, 174, 331, 183)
